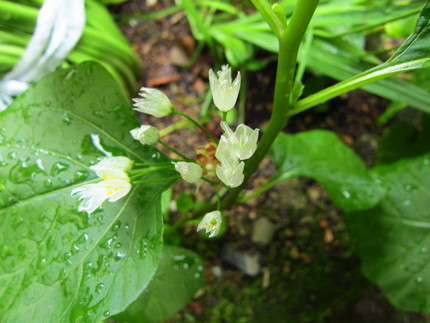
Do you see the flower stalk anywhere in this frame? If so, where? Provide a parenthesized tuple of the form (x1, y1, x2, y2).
(214, 0, 320, 211)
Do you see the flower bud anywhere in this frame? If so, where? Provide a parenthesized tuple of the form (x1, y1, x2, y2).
(209, 65, 241, 112)
(197, 211, 222, 238)
(132, 87, 174, 117)
(173, 162, 203, 184)
(130, 125, 160, 145)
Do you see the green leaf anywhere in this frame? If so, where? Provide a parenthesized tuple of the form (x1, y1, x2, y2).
(115, 246, 204, 323)
(303, 38, 430, 114)
(0, 62, 175, 322)
(294, 0, 430, 114)
(270, 130, 386, 212)
(377, 114, 430, 164)
(346, 153, 430, 313)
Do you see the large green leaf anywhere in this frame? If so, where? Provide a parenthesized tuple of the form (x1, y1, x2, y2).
(346, 153, 430, 313)
(270, 130, 385, 212)
(115, 245, 204, 323)
(0, 62, 175, 322)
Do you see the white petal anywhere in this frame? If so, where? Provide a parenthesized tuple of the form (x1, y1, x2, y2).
(197, 211, 222, 238)
(173, 162, 202, 183)
(71, 179, 131, 214)
(90, 156, 133, 180)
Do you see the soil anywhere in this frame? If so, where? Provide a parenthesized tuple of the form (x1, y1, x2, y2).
(112, 1, 430, 322)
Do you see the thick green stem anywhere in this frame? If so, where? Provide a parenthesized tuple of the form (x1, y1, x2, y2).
(218, 0, 319, 211)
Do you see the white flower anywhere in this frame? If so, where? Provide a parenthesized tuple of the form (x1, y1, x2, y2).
(216, 150, 245, 188)
(173, 162, 202, 184)
(71, 179, 132, 214)
(130, 125, 160, 145)
(132, 87, 173, 117)
(197, 211, 222, 238)
(72, 156, 134, 214)
(209, 65, 241, 112)
(90, 156, 133, 180)
(219, 121, 259, 160)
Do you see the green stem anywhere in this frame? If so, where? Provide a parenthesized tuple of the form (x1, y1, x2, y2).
(174, 109, 218, 142)
(238, 67, 247, 125)
(238, 170, 297, 203)
(158, 140, 192, 161)
(217, 0, 319, 211)
(202, 177, 220, 185)
(133, 175, 180, 184)
(159, 118, 189, 137)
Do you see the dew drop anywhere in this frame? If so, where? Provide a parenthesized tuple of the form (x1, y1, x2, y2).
(44, 178, 53, 188)
(74, 170, 89, 181)
(50, 162, 70, 176)
(103, 310, 111, 317)
(95, 283, 104, 294)
(112, 222, 121, 232)
(151, 152, 161, 159)
(97, 215, 105, 224)
(403, 199, 412, 207)
(63, 252, 73, 265)
(114, 252, 126, 261)
(71, 244, 80, 254)
(7, 152, 17, 160)
(342, 190, 351, 199)
(416, 277, 424, 284)
(77, 233, 89, 244)
(92, 110, 104, 117)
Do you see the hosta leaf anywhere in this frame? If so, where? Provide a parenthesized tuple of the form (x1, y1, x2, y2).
(0, 62, 174, 322)
(270, 130, 385, 211)
(115, 246, 204, 322)
(346, 153, 430, 313)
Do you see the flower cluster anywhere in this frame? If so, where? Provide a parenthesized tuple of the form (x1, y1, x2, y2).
(209, 66, 259, 188)
(71, 65, 258, 239)
(71, 156, 133, 214)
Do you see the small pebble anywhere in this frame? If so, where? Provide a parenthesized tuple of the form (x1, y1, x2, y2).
(221, 245, 260, 276)
(252, 217, 276, 245)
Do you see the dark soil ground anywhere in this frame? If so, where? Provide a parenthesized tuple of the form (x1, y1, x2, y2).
(113, 1, 430, 322)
